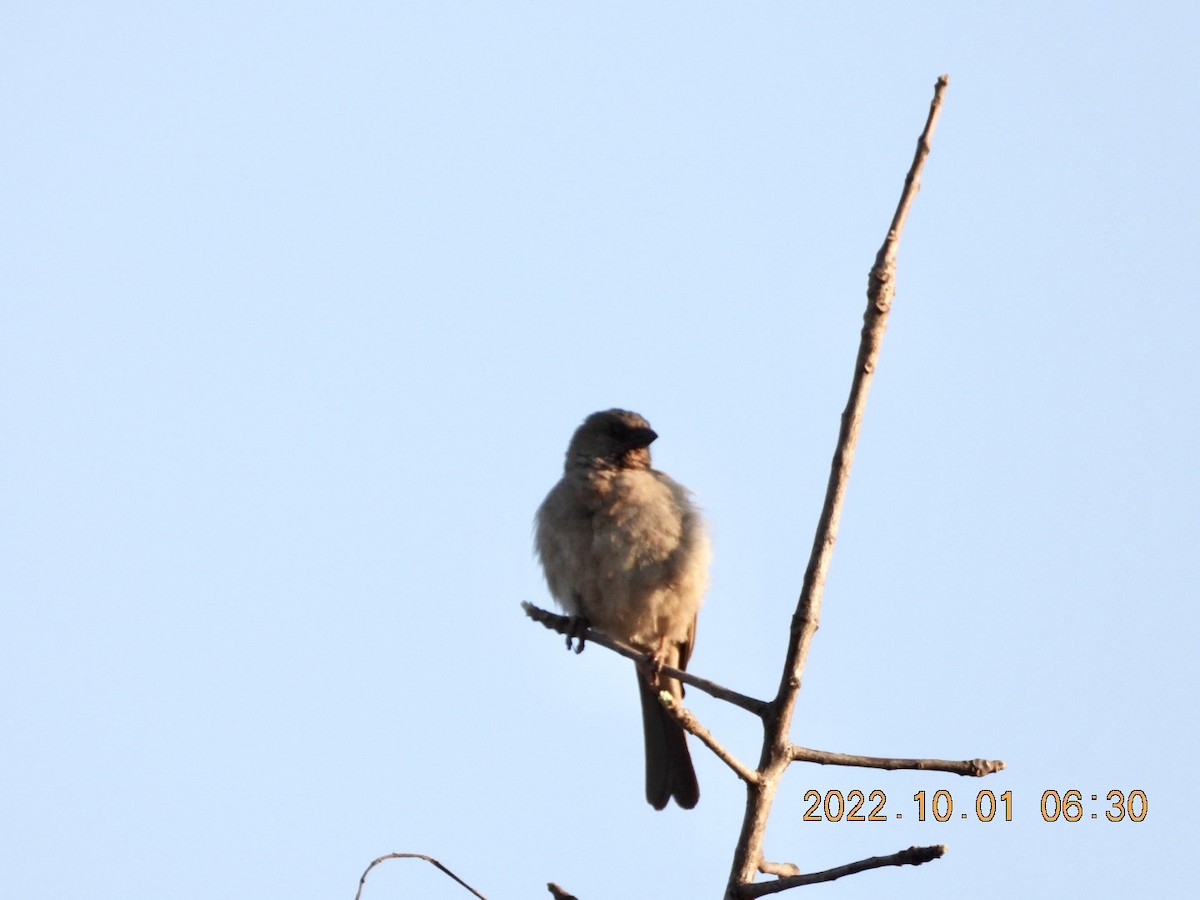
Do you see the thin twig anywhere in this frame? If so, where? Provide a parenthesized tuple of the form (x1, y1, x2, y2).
(354, 853, 487, 900)
(662, 693, 760, 784)
(736, 845, 946, 898)
(724, 75, 951, 897)
(790, 745, 1005, 776)
(521, 602, 768, 716)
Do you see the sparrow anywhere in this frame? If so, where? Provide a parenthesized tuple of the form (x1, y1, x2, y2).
(535, 409, 709, 809)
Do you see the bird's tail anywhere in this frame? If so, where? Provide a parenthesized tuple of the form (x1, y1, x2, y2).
(637, 671, 699, 810)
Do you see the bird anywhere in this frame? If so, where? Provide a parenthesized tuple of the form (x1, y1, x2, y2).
(535, 409, 709, 810)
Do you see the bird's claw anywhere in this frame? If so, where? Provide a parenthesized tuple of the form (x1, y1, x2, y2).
(649, 653, 664, 682)
(565, 615, 590, 654)
(637, 649, 666, 686)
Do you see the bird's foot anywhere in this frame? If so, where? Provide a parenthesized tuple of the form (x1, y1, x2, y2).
(565, 615, 590, 654)
(646, 633, 675, 684)
(639, 649, 667, 686)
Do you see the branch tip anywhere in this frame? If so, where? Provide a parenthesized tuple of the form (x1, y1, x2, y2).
(736, 844, 946, 897)
(355, 853, 487, 900)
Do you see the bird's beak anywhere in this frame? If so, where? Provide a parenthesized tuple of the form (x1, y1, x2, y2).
(627, 427, 658, 449)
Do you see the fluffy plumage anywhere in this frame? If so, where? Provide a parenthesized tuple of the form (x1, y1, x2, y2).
(536, 409, 709, 810)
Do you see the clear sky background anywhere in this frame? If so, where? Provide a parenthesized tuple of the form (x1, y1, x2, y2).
(3, 3, 1196, 898)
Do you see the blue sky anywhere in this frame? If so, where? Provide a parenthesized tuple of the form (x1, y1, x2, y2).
(3, 3, 1195, 898)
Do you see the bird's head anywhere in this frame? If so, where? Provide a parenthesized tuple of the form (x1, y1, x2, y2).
(565, 409, 658, 470)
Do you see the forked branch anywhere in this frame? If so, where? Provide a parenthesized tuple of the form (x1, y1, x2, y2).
(724, 73, 960, 897)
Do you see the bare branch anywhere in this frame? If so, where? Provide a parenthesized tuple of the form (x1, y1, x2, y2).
(724, 75, 952, 896)
(661, 692, 760, 784)
(355, 853, 487, 900)
(790, 745, 1005, 777)
(737, 845, 946, 898)
(777, 72, 950, 735)
(521, 602, 768, 716)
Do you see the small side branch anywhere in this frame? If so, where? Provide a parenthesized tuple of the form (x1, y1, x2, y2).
(521, 602, 769, 716)
(355, 853, 487, 900)
(790, 745, 1005, 777)
(758, 860, 801, 878)
(663, 693, 761, 784)
(737, 845, 946, 898)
